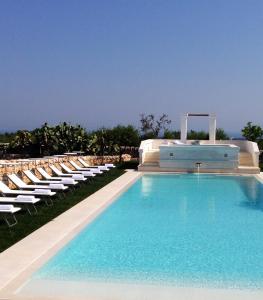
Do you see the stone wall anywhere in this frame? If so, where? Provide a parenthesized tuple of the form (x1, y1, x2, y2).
(0, 155, 131, 188)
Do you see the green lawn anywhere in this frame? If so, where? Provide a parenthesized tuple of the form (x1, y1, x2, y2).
(0, 167, 125, 253)
(260, 162, 263, 171)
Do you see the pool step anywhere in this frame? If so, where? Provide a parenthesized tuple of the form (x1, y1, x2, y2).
(237, 166, 260, 174)
(239, 152, 254, 166)
(138, 163, 260, 174)
(144, 150, 160, 163)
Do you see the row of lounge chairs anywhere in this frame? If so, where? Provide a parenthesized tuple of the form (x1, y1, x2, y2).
(0, 158, 115, 227)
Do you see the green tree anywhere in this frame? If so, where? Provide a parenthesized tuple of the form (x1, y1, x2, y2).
(216, 128, 229, 140)
(242, 122, 263, 142)
(187, 130, 209, 140)
(111, 125, 140, 161)
(0, 132, 16, 143)
(9, 130, 33, 155)
(163, 128, 229, 140)
(140, 113, 171, 138)
(163, 130, 180, 139)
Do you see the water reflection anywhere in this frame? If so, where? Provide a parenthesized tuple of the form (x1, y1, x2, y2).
(238, 177, 263, 211)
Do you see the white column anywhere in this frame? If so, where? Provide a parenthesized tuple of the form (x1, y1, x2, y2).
(209, 114, 216, 144)
(180, 114, 188, 143)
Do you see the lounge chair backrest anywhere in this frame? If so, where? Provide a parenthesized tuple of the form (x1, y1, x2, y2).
(0, 181, 11, 192)
(78, 158, 88, 167)
(50, 165, 63, 175)
(24, 170, 40, 183)
(70, 161, 80, 169)
(60, 163, 72, 173)
(8, 174, 27, 188)
(37, 168, 51, 179)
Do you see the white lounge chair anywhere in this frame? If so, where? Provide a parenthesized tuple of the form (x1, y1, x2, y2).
(77, 158, 110, 171)
(8, 174, 68, 191)
(0, 196, 41, 215)
(78, 157, 115, 169)
(0, 204, 21, 227)
(69, 160, 103, 174)
(37, 167, 78, 183)
(0, 181, 56, 197)
(59, 163, 96, 177)
(49, 165, 87, 181)
(24, 170, 77, 186)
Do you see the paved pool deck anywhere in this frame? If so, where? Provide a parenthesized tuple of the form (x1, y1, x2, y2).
(1, 171, 263, 300)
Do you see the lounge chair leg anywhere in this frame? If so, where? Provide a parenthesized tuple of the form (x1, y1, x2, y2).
(45, 197, 53, 206)
(59, 191, 66, 199)
(26, 204, 38, 215)
(4, 215, 18, 227)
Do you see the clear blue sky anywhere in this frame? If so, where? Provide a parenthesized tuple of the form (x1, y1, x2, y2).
(0, 0, 262, 134)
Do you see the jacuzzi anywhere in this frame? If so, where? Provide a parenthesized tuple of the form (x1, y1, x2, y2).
(159, 143, 240, 170)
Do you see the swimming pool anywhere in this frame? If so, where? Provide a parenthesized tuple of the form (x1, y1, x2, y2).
(24, 174, 263, 292)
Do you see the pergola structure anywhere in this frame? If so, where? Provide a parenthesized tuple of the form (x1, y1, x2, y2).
(180, 113, 217, 144)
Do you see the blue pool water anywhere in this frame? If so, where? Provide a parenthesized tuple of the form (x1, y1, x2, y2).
(35, 174, 263, 289)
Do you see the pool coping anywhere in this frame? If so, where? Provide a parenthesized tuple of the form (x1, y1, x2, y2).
(0, 170, 142, 298)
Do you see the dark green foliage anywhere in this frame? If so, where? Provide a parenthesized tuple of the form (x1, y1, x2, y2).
(87, 126, 140, 161)
(187, 130, 209, 140)
(117, 159, 139, 169)
(34, 122, 89, 155)
(242, 122, 263, 142)
(6, 123, 140, 158)
(163, 130, 180, 139)
(0, 115, 235, 158)
(187, 128, 229, 140)
(110, 125, 140, 161)
(216, 128, 229, 140)
(88, 128, 118, 156)
(163, 128, 228, 140)
(9, 130, 33, 155)
(0, 132, 16, 143)
(0, 168, 124, 253)
(9, 122, 91, 157)
(258, 140, 263, 150)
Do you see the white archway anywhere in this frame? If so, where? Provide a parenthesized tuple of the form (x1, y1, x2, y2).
(180, 113, 216, 144)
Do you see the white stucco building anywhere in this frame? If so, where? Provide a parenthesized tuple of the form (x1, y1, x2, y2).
(139, 113, 260, 174)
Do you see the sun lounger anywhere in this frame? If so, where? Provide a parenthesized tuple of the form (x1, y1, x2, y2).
(69, 160, 103, 174)
(77, 158, 110, 171)
(105, 163, 115, 168)
(0, 204, 21, 227)
(49, 165, 87, 181)
(0, 196, 41, 215)
(0, 181, 56, 197)
(8, 174, 68, 191)
(59, 163, 96, 177)
(24, 170, 77, 186)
